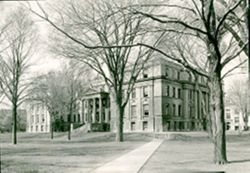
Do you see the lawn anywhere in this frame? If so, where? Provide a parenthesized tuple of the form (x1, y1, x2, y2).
(139, 132, 250, 173)
(0, 132, 153, 173)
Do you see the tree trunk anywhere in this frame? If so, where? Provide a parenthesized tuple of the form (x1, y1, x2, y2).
(50, 118, 53, 140)
(209, 73, 227, 164)
(115, 102, 124, 142)
(247, 0, 250, 131)
(68, 122, 71, 140)
(12, 102, 17, 145)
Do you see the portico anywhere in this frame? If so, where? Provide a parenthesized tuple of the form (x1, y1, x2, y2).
(81, 90, 110, 131)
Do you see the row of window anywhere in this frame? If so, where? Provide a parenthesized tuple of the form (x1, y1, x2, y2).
(140, 65, 207, 84)
(131, 104, 149, 118)
(166, 104, 182, 116)
(30, 125, 48, 132)
(131, 86, 149, 99)
(131, 121, 148, 131)
(166, 86, 181, 98)
(31, 104, 46, 113)
(31, 114, 45, 123)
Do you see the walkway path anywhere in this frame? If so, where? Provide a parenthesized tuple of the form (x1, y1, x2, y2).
(92, 139, 163, 173)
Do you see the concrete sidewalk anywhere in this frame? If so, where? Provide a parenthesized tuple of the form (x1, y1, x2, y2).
(92, 139, 163, 173)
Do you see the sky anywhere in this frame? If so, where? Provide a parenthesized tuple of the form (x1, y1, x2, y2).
(0, 1, 63, 109)
(0, 0, 248, 109)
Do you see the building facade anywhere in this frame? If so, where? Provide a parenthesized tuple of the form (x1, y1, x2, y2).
(225, 105, 245, 131)
(26, 100, 85, 133)
(26, 102, 50, 133)
(80, 58, 210, 132)
(80, 89, 111, 131)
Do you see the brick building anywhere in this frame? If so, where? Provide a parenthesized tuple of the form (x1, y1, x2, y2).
(80, 58, 210, 132)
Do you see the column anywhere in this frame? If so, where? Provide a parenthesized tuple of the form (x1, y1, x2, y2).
(79, 99, 83, 123)
(194, 88, 198, 120)
(199, 91, 202, 119)
(92, 98, 96, 123)
(87, 99, 90, 123)
(99, 97, 102, 123)
(85, 100, 88, 123)
(183, 87, 189, 130)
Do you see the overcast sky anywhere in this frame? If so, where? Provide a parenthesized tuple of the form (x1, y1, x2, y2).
(0, 0, 248, 109)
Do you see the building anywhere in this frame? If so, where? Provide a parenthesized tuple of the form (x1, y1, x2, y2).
(26, 102, 50, 133)
(80, 58, 210, 132)
(80, 88, 111, 131)
(26, 100, 85, 133)
(225, 105, 245, 131)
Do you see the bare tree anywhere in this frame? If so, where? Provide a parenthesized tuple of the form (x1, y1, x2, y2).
(226, 79, 248, 129)
(218, 0, 249, 130)
(0, 8, 37, 144)
(29, 72, 64, 139)
(129, 0, 247, 164)
(29, 0, 161, 142)
(61, 62, 89, 140)
(29, 62, 89, 140)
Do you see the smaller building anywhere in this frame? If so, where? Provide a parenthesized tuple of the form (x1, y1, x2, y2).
(26, 102, 50, 133)
(80, 88, 111, 131)
(225, 105, 245, 131)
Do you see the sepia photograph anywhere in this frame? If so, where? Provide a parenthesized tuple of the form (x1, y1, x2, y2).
(0, 0, 249, 172)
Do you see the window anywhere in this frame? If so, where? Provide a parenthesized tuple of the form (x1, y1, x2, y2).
(177, 71, 180, 80)
(189, 106, 192, 117)
(131, 122, 136, 131)
(172, 69, 176, 78)
(78, 114, 80, 122)
(143, 69, 149, 78)
(173, 104, 176, 116)
(178, 105, 182, 116)
(234, 109, 239, 114)
(31, 105, 34, 112)
(41, 125, 44, 132)
(42, 114, 45, 122)
(143, 86, 149, 97)
(36, 125, 38, 132)
(132, 88, 136, 98)
(36, 114, 39, 123)
(41, 104, 44, 112)
(131, 106, 136, 118)
(31, 115, 34, 123)
(143, 121, 148, 131)
(166, 104, 169, 115)
(235, 117, 239, 123)
(143, 104, 149, 117)
(189, 90, 193, 100)
(226, 113, 231, 119)
(31, 126, 33, 132)
(74, 114, 76, 122)
(165, 66, 169, 77)
(172, 87, 176, 98)
(177, 88, 181, 98)
(166, 86, 170, 96)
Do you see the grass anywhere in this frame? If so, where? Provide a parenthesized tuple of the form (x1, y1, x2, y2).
(139, 131, 250, 173)
(0, 132, 153, 173)
(2, 131, 249, 173)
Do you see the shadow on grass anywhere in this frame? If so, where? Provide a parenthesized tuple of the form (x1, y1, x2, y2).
(229, 159, 250, 163)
